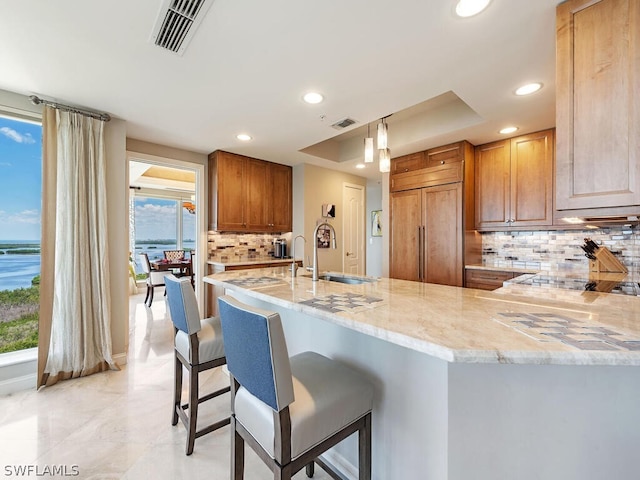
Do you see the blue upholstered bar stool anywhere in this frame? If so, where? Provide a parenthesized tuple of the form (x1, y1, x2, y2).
(217, 295, 373, 480)
(165, 275, 230, 455)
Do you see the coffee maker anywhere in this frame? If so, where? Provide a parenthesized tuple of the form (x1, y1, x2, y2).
(273, 238, 287, 258)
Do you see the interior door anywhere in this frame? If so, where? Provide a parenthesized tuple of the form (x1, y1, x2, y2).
(342, 183, 365, 274)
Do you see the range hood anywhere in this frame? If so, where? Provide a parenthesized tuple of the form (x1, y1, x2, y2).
(558, 214, 640, 228)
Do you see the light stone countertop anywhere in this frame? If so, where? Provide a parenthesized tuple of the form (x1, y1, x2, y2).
(207, 257, 299, 267)
(204, 267, 640, 366)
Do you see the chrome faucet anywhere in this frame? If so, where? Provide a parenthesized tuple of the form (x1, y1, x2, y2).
(290, 234, 306, 277)
(312, 222, 337, 281)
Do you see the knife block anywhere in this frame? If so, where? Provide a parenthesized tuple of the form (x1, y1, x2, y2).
(588, 246, 628, 274)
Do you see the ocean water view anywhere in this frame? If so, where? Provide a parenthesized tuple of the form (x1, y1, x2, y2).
(0, 240, 197, 290)
(0, 240, 41, 292)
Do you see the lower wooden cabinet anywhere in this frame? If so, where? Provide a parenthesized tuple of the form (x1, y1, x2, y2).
(464, 269, 516, 291)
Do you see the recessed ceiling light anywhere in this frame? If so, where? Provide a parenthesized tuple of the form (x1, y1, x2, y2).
(356, 163, 366, 169)
(303, 92, 324, 104)
(515, 83, 543, 96)
(236, 133, 252, 141)
(499, 126, 518, 134)
(455, 0, 491, 17)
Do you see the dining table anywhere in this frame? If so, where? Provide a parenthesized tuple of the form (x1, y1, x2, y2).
(150, 258, 192, 277)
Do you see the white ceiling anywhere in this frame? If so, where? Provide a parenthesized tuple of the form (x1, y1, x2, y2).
(0, 0, 559, 180)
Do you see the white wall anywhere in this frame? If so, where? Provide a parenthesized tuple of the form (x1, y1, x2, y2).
(366, 180, 383, 277)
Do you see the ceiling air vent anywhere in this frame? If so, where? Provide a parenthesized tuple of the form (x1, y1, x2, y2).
(331, 118, 357, 130)
(150, 0, 214, 55)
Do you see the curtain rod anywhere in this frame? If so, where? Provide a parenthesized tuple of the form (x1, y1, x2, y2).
(29, 95, 111, 122)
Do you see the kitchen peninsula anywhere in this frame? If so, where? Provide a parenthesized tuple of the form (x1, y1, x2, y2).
(205, 267, 640, 480)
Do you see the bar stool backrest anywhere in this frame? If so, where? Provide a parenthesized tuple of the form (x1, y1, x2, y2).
(165, 275, 202, 335)
(218, 295, 295, 412)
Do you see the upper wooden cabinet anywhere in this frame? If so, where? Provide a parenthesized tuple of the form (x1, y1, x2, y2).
(390, 141, 467, 193)
(391, 152, 424, 175)
(556, 0, 640, 214)
(209, 151, 292, 233)
(475, 129, 554, 231)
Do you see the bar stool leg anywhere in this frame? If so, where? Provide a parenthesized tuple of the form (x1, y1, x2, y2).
(172, 357, 182, 426)
(231, 418, 245, 480)
(186, 365, 198, 455)
(305, 462, 315, 477)
(358, 413, 372, 480)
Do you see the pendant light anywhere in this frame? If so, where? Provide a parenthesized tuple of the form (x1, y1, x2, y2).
(364, 124, 374, 163)
(379, 147, 391, 173)
(377, 118, 388, 149)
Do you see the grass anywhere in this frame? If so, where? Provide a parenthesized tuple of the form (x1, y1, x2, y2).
(0, 285, 39, 353)
(0, 312, 38, 353)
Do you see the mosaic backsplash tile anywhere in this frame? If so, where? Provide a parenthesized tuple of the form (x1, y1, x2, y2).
(207, 232, 286, 261)
(480, 227, 639, 273)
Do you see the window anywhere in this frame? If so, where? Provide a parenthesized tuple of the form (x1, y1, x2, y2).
(131, 195, 196, 272)
(0, 115, 42, 354)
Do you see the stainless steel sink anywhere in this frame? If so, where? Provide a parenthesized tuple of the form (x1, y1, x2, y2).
(301, 273, 376, 285)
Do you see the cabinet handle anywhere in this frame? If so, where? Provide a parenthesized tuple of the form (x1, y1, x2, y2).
(440, 160, 445, 165)
(417, 226, 422, 281)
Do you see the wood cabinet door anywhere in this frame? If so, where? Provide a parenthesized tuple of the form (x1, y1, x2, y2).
(390, 189, 422, 281)
(246, 159, 270, 232)
(215, 152, 246, 231)
(391, 152, 424, 175)
(425, 141, 464, 169)
(556, 0, 640, 210)
(475, 140, 510, 229)
(268, 163, 292, 232)
(510, 129, 554, 227)
(424, 183, 463, 287)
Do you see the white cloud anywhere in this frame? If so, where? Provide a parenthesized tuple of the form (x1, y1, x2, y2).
(0, 161, 11, 167)
(0, 127, 36, 144)
(0, 209, 41, 225)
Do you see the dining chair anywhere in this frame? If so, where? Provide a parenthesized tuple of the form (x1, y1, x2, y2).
(139, 252, 168, 307)
(217, 295, 374, 480)
(164, 249, 185, 262)
(165, 275, 230, 455)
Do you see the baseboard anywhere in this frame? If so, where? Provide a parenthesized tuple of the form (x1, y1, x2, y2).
(320, 449, 359, 480)
(0, 373, 36, 396)
(112, 352, 127, 367)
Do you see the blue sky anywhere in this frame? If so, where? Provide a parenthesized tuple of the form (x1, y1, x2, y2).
(0, 115, 195, 243)
(0, 115, 42, 241)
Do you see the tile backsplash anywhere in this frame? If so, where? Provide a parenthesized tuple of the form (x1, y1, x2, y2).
(207, 232, 288, 260)
(481, 227, 639, 273)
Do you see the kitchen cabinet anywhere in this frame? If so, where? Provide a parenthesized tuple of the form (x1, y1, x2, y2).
(556, 0, 640, 215)
(390, 141, 478, 287)
(209, 150, 292, 232)
(391, 152, 424, 175)
(475, 129, 554, 231)
(465, 268, 517, 291)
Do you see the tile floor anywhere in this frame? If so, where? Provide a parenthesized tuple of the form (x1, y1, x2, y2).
(0, 291, 331, 480)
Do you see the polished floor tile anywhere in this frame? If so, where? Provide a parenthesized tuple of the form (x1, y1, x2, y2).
(0, 292, 332, 480)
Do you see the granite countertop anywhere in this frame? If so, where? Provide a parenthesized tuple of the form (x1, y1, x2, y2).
(207, 256, 300, 267)
(204, 267, 640, 366)
(465, 263, 540, 274)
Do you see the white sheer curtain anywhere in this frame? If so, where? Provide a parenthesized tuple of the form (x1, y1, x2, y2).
(38, 106, 117, 388)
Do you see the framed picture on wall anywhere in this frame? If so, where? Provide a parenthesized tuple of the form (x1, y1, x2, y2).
(317, 226, 331, 248)
(371, 210, 382, 237)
